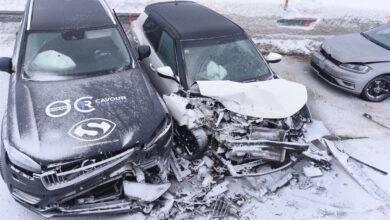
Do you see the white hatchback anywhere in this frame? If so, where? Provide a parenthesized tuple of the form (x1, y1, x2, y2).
(131, 1, 312, 177)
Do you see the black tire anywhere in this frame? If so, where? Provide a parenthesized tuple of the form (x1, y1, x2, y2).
(361, 75, 390, 102)
(173, 126, 208, 160)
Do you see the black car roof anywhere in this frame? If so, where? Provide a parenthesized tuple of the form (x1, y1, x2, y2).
(145, 1, 244, 40)
(29, 0, 116, 31)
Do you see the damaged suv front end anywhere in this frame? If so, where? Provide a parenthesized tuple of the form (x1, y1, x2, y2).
(0, 0, 174, 217)
(1, 125, 172, 217)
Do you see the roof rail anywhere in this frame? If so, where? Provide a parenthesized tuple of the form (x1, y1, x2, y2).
(99, 0, 116, 25)
(27, 0, 34, 30)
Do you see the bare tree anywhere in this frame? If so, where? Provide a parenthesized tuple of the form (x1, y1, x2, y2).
(284, 0, 289, 11)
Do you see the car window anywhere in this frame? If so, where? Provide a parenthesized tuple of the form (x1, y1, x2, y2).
(157, 31, 177, 73)
(182, 36, 271, 86)
(143, 17, 163, 50)
(364, 23, 390, 50)
(23, 28, 132, 80)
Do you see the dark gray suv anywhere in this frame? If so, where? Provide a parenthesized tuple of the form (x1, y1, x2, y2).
(0, 0, 172, 217)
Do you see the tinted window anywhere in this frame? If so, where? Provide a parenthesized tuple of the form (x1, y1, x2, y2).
(143, 17, 163, 50)
(23, 28, 131, 80)
(157, 31, 177, 73)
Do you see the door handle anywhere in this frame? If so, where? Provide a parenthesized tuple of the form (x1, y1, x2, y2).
(150, 63, 156, 72)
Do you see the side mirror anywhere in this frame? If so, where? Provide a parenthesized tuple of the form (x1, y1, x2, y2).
(137, 45, 151, 61)
(265, 52, 283, 63)
(157, 66, 179, 83)
(0, 57, 12, 74)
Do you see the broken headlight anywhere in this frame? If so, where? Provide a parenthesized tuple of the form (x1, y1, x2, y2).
(339, 63, 371, 73)
(6, 146, 41, 173)
(144, 116, 173, 151)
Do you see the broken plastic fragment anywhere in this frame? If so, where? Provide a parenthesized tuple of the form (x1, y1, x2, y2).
(268, 173, 294, 192)
(303, 166, 323, 178)
(205, 181, 230, 200)
(123, 181, 171, 202)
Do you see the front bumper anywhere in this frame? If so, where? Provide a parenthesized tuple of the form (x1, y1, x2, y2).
(311, 49, 367, 94)
(1, 135, 173, 217)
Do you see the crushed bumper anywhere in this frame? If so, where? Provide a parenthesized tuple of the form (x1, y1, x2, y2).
(3, 135, 173, 217)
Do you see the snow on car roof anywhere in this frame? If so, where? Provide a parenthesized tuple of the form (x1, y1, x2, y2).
(145, 1, 244, 40)
(29, 0, 116, 31)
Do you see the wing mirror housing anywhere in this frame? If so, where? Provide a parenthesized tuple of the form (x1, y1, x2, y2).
(0, 57, 13, 74)
(157, 66, 179, 83)
(265, 52, 283, 63)
(137, 45, 151, 61)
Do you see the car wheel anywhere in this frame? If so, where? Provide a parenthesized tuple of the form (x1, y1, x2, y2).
(173, 126, 208, 160)
(361, 75, 390, 102)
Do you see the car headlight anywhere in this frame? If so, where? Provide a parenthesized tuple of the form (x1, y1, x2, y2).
(339, 63, 371, 73)
(6, 146, 41, 173)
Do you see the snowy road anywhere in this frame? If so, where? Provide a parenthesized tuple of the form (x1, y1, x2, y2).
(1, 13, 390, 220)
(272, 57, 390, 138)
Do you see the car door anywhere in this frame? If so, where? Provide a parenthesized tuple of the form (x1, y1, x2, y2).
(131, 14, 179, 95)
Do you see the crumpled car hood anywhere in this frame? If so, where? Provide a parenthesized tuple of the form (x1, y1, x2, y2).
(322, 33, 390, 63)
(196, 79, 308, 119)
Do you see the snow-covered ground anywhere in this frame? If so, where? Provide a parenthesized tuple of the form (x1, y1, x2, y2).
(1, 0, 390, 21)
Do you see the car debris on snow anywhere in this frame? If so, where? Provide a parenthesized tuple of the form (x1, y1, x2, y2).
(324, 139, 390, 205)
(303, 165, 323, 178)
(363, 113, 390, 130)
(268, 173, 295, 192)
(208, 197, 240, 219)
(165, 79, 313, 179)
(123, 182, 172, 202)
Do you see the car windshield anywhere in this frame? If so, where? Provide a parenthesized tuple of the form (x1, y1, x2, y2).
(364, 23, 390, 50)
(182, 36, 271, 86)
(23, 27, 131, 80)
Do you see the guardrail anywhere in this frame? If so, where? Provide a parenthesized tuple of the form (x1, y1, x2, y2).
(0, 11, 140, 24)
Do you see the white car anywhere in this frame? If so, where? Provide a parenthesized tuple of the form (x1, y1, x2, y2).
(131, 1, 312, 177)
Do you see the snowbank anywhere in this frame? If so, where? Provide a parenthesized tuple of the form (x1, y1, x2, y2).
(1, 0, 390, 22)
(254, 38, 322, 56)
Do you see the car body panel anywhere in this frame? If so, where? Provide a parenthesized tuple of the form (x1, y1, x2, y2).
(131, 13, 180, 95)
(3, 69, 166, 165)
(196, 79, 308, 119)
(322, 33, 390, 63)
(311, 46, 389, 94)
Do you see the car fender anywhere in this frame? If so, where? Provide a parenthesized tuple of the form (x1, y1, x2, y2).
(162, 94, 199, 129)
